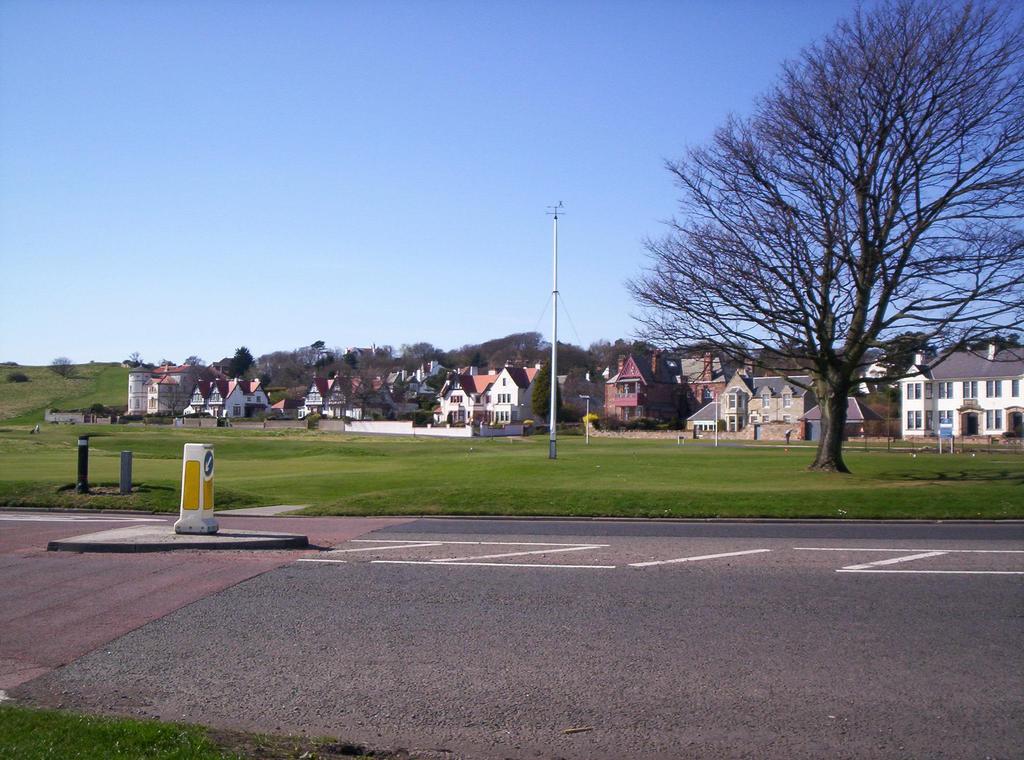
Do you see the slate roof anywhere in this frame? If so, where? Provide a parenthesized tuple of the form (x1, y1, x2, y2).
(801, 398, 883, 422)
(919, 348, 1024, 380)
(686, 402, 719, 422)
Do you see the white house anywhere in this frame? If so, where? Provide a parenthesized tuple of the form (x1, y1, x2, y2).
(900, 345, 1024, 438)
(436, 368, 499, 424)
(184, 379, 271, 418)
(488, 365, 539, 423)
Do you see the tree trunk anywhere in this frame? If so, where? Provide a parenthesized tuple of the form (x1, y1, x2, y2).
(809, 383, 851, 473)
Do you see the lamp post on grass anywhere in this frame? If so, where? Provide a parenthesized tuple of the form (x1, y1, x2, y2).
(580, 395, 591, 445)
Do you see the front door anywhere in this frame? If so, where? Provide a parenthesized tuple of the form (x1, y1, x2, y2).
(964, 413, 979, 436)
(1011, 412, 1023, 437)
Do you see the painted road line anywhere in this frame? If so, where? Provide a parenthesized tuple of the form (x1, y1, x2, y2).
(629, 549, 772, 568)
(297, 559, 349, 564)
(433, 545, 606, 563)
(0, 514, 166, 523)
(841, 551, 948, 570)
(371, 560, 617, 569)
(837, 569, 1024, 575)
(327, 542, 444, 553)
(351, 539, 603, 547)
(794, 547, 1024, 554)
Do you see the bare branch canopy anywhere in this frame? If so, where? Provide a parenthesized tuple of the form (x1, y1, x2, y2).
(631, 0, 1024, 472)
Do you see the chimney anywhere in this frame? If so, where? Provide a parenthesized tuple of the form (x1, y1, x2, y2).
(913, 351, 924, 366)
(617, 355, 626, 373)
(702, 353, 713, 382)
(468, 366, 478, 376)
(988, 343, 997, 361)
(651, 349, 660, 374)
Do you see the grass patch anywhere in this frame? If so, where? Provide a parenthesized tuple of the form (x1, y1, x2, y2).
(0, 704, 386, 759)
(0, 704, 239, 759)
(0, 363, 129, 424)
(0, 425, 1020, 518)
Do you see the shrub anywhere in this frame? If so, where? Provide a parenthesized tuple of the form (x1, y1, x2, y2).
(6, 372, 29, 383)
(306, 413, 321, 430)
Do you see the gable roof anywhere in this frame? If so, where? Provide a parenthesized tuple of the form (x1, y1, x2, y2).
(918, 348, 1024, 380)
(801, 398, 883, 422)
(607, 354, 656, 385)
(503, 366, 539, 388)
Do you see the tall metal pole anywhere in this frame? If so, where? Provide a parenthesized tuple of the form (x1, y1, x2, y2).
(714, 396, 719, 448)
(549, 204, 560, 460)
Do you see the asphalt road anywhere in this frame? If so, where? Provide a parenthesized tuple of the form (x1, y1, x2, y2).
(8, 515, 1023, 759)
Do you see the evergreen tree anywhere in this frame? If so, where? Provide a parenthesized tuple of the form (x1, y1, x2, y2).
(531, 362, 562, 421)
(229, 346, 255, 378)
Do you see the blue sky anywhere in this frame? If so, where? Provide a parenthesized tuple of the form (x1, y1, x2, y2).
(0, 0, 862, 366)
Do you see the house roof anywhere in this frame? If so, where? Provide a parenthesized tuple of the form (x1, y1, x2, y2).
(728, 373, 812, 395)
(918, 348, 1024, 380)
(686, 402, 719, 422)
(606, 354, 656, 385)
(271, 398, 303, 410)
(801, 398, 883, 422)
(503, 366, 539, 388)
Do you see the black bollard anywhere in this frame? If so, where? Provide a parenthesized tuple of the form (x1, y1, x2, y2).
(76, 435, 90, 494)
(119, 451, 132, 495)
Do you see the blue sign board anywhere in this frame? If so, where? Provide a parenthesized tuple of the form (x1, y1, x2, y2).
(938, 423, 954, 439)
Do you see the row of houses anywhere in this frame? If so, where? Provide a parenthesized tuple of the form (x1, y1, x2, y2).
(127, 345, 1024, 439)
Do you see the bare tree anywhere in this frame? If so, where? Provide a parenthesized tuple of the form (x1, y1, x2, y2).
(50, 357, 74, 378)
(631, 0, 1024, 472)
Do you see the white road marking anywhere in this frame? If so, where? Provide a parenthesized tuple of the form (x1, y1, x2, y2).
(327, 542, 443, 553)
(837, 569, 1024, 575)
(841, 551, 948, 571)
(0, 514, 165, 523)
(297, 558, 349, 564)
(350, 539, 600, 547)
(372, 560, 616, 569)
(434, 545, 606, 562)
(794, 547, 1024, 554)
(628, 548, 772, 568)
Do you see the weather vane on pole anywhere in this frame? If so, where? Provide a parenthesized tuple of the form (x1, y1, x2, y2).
(545, 202, 564, 460)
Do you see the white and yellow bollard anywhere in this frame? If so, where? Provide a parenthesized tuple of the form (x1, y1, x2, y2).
(174, 443, 219, 535)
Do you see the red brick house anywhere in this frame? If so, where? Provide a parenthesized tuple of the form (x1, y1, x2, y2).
(604, 352, 687, 421)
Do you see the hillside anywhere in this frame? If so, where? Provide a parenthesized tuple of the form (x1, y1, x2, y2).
(0, 363, 129, 424)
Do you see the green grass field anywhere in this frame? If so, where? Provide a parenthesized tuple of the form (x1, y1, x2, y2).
(0, 704, 377, 760)
(0, 363, 129, 424)
(0, 425, 1020, 519)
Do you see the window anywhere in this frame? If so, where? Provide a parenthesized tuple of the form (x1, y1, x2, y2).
(986, 410, 1003, 430)
(233, 405, 241, 416)
(762, 393, 770, 408)
(925, 410, 933, 430)
(962, 381, 978, 399)
(728, 393, 738, 410)
(1013, 379, 1021, 397)
(939, 410, 953, 425)
(502, 378, 507, 386)
(915, 411, 922, 429)
(938, 382, 954, 399)
(906, 411, 914, 429)
(906, 411, 923, 430)
(925, 383, 933, 399)
(782, 393, 792, 408)
(905, 383, 923, 400)
(783, 415, 791, 423)
(985, 380, 1002, 398)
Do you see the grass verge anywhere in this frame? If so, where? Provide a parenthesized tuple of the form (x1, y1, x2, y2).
(0, 425, 1020, 519)
(0, 704, 391, 759)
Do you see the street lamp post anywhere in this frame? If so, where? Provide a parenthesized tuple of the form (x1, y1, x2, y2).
(715, 395, 720, 448)
(580, 395, 591, 445)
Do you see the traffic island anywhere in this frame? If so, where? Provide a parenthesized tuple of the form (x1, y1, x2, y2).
(47, 525, 309, 553)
